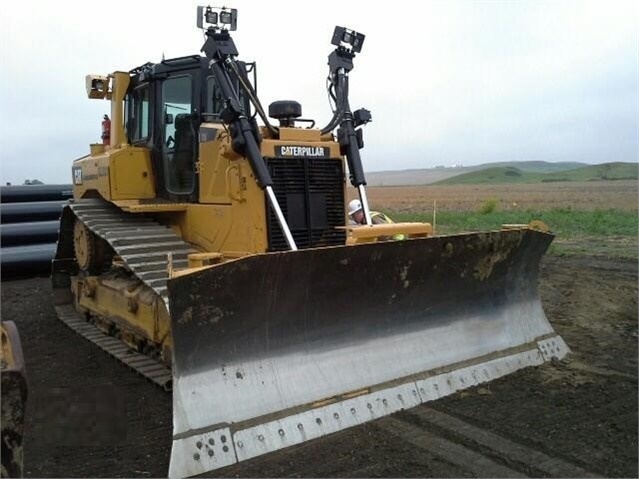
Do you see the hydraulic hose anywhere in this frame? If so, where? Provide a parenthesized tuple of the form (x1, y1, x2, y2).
(320, 71, 347, 134)
(210, 61, 273, 188)
(227, 59, 279, 137)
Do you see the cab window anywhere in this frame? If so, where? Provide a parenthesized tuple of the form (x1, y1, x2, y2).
(127, 85, 150, 142)
(161, 75, 195, 194)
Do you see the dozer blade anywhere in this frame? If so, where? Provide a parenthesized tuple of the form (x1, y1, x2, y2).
(167, 228, 568, 478)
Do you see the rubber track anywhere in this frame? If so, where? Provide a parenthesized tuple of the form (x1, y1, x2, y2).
(56, 304, 172, 390)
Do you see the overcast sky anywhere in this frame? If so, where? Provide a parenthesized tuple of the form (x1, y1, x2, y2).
(1, 0, 637, 184)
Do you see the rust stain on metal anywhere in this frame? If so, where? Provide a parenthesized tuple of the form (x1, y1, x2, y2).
(473, 251, 510, 281)
(442, 242, 454, 258)
(198, 305, 225, 326)
(473, 233, 522, 281)
(178, 307, 193, 325)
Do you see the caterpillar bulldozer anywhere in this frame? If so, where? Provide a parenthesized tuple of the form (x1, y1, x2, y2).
(51, 6, 568, 478)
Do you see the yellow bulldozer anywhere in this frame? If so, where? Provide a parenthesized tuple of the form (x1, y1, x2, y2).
(51, 6, 568, 478)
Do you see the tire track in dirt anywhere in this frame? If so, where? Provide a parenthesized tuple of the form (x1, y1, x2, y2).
(383, 407, 598, 478)
(374, 416, 526, 478)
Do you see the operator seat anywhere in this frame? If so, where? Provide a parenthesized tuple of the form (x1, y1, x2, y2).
(171, 114, 197, 192)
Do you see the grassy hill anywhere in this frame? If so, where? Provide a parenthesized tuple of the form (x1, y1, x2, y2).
(542, 162, 639, 182)
(472, 160, 585, 174)
(434, 162, 638, 185)
(366, 161, 587, 186)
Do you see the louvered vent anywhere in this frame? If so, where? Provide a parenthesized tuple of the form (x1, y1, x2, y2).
(266, 157, 346, 251)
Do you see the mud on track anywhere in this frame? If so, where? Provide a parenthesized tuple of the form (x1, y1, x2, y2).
(2, 254, 637, 478)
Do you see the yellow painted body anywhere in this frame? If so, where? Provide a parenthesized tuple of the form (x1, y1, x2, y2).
(70, 125, 347, 353)
(72, 275, 172, 360)
(73, 147, 156, 200)
(0, 321, 27, 478)
(70, 72, 430, 358)
(74, 127, 344, 256)
(0, 323, 19, 370)
(345, 222, 432, 244)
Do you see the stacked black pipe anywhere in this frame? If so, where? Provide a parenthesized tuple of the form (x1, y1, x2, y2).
(1, 185, 72, 278)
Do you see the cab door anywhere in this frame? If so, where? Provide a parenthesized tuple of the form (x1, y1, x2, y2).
(154, 69, 200, 202)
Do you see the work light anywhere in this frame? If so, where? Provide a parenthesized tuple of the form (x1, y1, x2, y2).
(331, 26, 365, 53)
(197, 6, 237, 31)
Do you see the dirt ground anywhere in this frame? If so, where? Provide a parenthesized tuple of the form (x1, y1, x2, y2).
(363, 180, 639, 212)
(1, 253, 637, 478)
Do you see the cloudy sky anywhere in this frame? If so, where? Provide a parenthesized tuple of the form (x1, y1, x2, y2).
(1, 0, 637, 184)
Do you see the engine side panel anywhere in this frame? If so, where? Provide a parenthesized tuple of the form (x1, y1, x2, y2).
(72, 146, 155, 201)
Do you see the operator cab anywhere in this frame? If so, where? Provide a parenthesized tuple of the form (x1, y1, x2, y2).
(125, 55, 251, 202)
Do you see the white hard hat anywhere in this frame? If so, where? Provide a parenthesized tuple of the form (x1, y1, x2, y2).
(348, 199, 362, 216)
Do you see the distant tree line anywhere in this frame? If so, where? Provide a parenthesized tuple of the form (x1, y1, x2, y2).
(4, 179, 45, 186)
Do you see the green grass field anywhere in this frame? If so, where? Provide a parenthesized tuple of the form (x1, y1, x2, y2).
(435, 162, 638, 185)
(477, 160, 586, 173)
(390, 208, 638, 259)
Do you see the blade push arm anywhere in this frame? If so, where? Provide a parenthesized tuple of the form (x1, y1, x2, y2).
(201, 27, 298, 251)
(323, 27, 374, 225)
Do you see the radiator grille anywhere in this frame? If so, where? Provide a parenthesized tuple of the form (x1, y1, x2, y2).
(266, 157, 346, 251)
